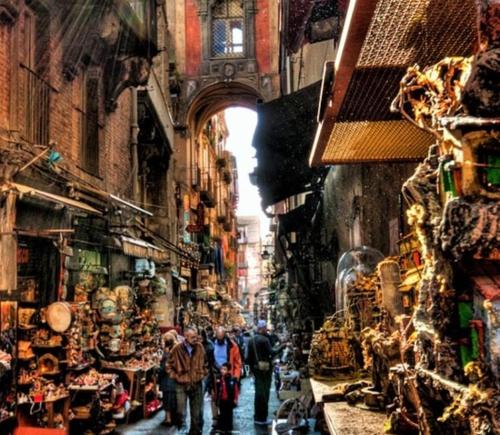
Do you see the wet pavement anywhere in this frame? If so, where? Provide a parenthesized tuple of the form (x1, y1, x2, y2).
(118, 376, 281, 435)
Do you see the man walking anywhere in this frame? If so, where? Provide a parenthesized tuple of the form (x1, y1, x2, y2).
(247, 320, 275, 426)
(167, 326, 207, 435)
(213, 326, 242, 379)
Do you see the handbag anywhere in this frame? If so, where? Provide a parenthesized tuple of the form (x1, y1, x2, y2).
(252, 335, 271, 371)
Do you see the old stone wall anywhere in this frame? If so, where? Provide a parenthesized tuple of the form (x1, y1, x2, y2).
(316, 163, 416, 308)
(0, 25, 10, 132)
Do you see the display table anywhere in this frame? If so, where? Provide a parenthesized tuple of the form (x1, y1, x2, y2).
(101, 364, 159, 421)
(309, 378, 343, 404)
(310, 378, 386, 435)
(324, 402, 385, 435)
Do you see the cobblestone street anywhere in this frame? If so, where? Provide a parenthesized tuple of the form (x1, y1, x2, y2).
(118, 377, 281, 435)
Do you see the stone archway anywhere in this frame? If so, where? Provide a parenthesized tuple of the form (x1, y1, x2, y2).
(186, 80, 263, 136)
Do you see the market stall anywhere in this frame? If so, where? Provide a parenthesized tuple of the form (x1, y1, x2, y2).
(0, 234, 168, 434)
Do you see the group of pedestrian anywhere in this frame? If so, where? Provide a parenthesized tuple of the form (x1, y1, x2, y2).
(158, 320, 281, 434)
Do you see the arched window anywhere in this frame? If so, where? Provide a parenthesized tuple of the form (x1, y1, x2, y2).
(211, 0, 245, 58)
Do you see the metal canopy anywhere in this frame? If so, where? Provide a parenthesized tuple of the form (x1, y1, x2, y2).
(309, 0, 478, 166)
(9, 183, 102, 215)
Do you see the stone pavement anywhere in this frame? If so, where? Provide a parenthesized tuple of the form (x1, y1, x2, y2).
(118, 376, 281, 435)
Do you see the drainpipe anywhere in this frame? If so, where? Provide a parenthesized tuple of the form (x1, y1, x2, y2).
(131, 87, 140, 203)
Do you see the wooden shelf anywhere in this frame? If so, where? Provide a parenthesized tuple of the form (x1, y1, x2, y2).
(68, 382, 113, 392)
(18, 394, 69, 404)
(17, 355, 36, 361)
(18, 325, 37, 330)
(32, 344, 62, 349)
(67, 363, 91, 371)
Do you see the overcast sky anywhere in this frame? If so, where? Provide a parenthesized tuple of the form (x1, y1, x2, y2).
(225, 107, 270, 237)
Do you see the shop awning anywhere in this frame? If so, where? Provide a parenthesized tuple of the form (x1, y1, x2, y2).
(278, 192, 322, 235)
(208, 301, 221, 310)
(309, 0, 477, 166)
(205, 286, 217, 298)
(109, 194, 153, 217)
(171, 270, 187, 284)
(252, 81, 326, 209)
(8, 183, 102, 215)
(120, 235, 170, 263)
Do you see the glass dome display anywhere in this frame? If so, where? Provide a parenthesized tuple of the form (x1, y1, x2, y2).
(335, 246, 384, 313)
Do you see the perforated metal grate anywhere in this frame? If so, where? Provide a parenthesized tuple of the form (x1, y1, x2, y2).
(211, 0, 245, 58)
(323, 120, 434, 163)
(318, 0, 477, 164)
(338, 0, 478, 124)
(358, 0, 477, 68)
(337, 67, 405, 122)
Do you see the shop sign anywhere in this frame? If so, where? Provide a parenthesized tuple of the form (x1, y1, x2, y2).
(17, 247, 30, 265)
(183, 194, 191, 243)
(186, 224, 205, 233)
(186, 203, 205, 233)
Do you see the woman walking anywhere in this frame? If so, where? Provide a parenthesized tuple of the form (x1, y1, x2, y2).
(160, 331, 178, 426)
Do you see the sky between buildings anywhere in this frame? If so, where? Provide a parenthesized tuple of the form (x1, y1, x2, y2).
(224, 107, 270, 238)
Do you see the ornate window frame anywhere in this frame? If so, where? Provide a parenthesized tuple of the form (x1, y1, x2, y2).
(199, 0, 257, 77)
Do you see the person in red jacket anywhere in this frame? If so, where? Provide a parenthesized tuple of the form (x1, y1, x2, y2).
(208, 326, 242, 429)
(215, 363, 239, 434)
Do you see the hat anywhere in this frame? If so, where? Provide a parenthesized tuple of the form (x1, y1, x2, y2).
(257, 320, 267, 329)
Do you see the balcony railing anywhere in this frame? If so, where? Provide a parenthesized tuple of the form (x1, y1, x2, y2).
(192, 166, 201, 190)
(217, 199, 229, 224)
(21, 65, 50, 145)
(200, 173, 216, 207)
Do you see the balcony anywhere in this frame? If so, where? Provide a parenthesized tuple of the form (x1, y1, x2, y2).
(217, 200, 229, 224)
(21, 65, 51, 146)
(223, 220, 233, 232)
(200, 174, 216, 208)
(222, 169, 232, 184)
(192, 166, 201, 191)
(216, 157, 228, 170)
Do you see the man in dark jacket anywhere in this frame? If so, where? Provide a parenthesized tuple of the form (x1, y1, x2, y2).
(246, 320, 276, 426)
(167, 326, 207, 435)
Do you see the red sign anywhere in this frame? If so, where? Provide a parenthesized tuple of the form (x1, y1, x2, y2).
(17, 247, 30, 264)
(186, 224, 205, 233)
(186, 203, 206, 233)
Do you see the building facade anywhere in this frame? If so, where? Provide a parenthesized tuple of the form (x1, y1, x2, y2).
(164, 0, 280, 324)
(0, 0, 182, 312)
(237, 215, 263, 315)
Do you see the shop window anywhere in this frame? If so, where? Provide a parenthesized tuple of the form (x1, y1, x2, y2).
(80, 72, 101, 175)
(211, 0, 245, 58)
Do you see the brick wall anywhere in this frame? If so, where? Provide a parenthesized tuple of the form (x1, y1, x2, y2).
(0, 25, 10, 131)
(1, 4, 133, 198)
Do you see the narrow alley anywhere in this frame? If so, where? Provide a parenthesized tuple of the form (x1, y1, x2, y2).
(120, 377, 282, 435)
